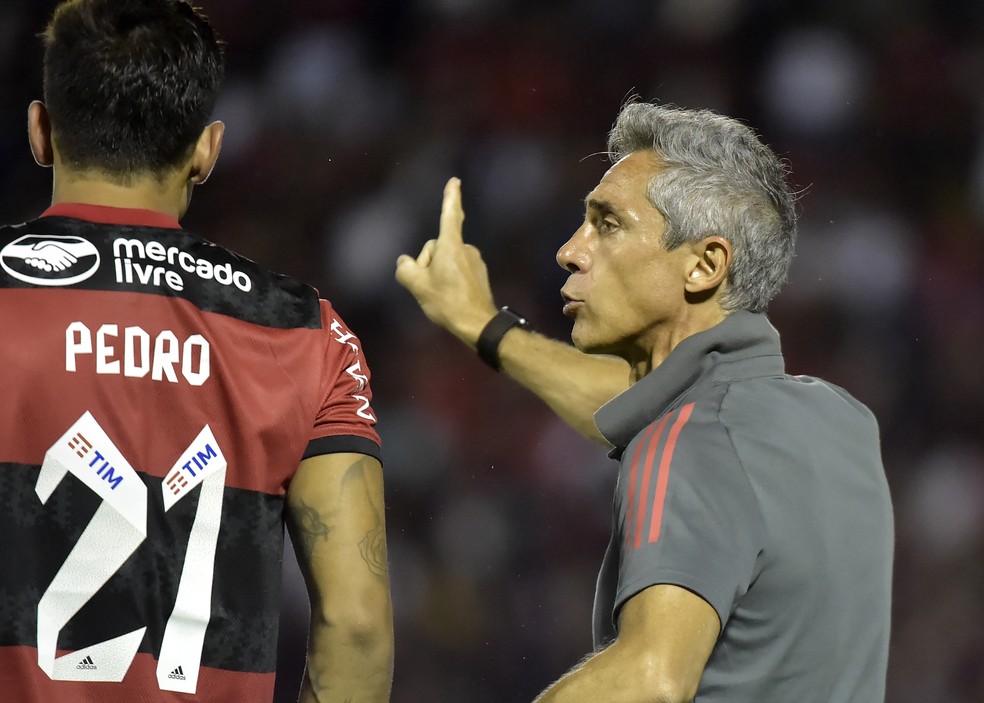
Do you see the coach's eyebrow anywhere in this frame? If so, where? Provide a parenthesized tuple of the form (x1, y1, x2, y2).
(584, 197, 619, 215)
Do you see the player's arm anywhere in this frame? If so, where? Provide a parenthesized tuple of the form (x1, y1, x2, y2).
(395, 178, 630, 445)
(285, 452, 393, 703)
(533, 584, 719, 703)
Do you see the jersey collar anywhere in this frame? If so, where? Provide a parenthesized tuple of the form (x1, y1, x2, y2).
(41, 202, 182, 230)
(595, 311, 786, 451)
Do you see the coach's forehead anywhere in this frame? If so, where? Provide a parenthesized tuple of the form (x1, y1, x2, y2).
(584, 151, 663, 215)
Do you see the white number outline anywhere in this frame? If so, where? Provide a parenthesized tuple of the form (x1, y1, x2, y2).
(35, 412, 226, 694)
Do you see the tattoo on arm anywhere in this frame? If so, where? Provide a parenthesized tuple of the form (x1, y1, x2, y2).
(358, 524, 387, 578)
(293, 500, 332, 552)
(343, 458, 389, 580)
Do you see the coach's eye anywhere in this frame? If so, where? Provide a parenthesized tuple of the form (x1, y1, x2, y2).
(599, 218, 619, 233)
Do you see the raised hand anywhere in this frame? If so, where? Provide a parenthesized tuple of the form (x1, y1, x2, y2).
(395, 178, 498, 348)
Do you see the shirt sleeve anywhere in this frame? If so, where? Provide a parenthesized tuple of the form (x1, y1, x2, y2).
(303, 299, 381, 462)
(612, 400, 764, 629)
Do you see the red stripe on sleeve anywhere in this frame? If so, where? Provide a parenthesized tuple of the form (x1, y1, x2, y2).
(632, 415, 671, 550)
(623, 420, 661, 547)
(648, 402, 696, 545)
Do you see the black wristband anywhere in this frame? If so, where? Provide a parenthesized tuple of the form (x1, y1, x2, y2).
(476, 306, 531, 371)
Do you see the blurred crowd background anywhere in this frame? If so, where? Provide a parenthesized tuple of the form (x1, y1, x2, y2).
(3, 1, 984, 701)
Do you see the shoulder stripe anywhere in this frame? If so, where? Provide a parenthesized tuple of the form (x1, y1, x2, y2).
(647, 402, 696, 545)
(628, 414, 671, 549)
(623, 420, 660, 548)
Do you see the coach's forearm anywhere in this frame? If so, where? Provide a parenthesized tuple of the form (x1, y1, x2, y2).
(533, 640, 691, 703)
(495, 327, 629, 445)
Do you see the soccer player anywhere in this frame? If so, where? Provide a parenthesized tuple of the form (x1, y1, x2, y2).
(0, 1, 392, 702)
(397, 102, 894, 701)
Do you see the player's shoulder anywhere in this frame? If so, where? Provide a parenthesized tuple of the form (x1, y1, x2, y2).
(181, 228, 324, 329)
(0, 216, 324, 331)
(0, 219, 30, 242)
(156, 223, 329, 332)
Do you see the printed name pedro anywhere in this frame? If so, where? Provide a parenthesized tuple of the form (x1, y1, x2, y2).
(66, 322, 210, 386)
(64, 318, 373, 418)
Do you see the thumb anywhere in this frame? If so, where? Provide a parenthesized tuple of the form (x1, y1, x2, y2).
(395, 254, 421, 290)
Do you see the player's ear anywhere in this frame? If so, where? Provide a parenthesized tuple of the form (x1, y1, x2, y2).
(189, 121, 224, 185)
(684, 236, 731, 294)
(27, 101, 54, 168)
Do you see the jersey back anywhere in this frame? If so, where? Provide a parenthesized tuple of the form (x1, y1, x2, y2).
(0, 207, 380, 703)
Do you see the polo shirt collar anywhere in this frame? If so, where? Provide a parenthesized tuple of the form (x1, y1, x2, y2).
(41, 202, 182, 230)
(595, 310, 785, 450)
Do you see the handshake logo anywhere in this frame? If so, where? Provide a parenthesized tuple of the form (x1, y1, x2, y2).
(1, 235, 100, 286)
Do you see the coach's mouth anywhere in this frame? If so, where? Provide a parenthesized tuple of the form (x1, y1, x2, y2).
(561, 291, 583, 318)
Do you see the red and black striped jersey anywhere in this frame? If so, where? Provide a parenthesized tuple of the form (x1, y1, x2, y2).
(0, 203, 381, 702)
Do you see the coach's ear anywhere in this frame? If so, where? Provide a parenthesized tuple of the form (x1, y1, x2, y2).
(684, 236, 732, 295)
(28, 101, 54, 168)
(189, 120, 224, 185)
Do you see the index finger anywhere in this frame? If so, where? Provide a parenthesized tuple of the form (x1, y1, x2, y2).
(438, 177, 465, 246)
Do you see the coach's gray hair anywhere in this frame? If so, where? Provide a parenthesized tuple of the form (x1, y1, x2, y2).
(607, 102, 797, 312)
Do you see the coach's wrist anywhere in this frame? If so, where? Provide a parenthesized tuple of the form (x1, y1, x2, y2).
(476, 306, 531, 371)
(444, 306, 498, 350)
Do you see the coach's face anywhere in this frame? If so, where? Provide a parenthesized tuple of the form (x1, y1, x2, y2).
(557, 151, 696, 367)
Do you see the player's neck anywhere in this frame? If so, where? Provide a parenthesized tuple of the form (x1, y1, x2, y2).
(50, 168, 190, 220)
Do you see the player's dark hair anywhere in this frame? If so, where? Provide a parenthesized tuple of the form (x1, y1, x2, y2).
(42, 0, 224, 182)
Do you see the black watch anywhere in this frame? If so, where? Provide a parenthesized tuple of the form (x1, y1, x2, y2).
(476, 306, 531, 371)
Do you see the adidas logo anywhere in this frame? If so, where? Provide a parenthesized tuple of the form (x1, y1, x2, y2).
(168, 665, 186, 681)
(76, 655, 97, 670)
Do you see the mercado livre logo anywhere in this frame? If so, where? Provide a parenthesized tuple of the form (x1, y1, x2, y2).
(0, 234, 100, 286)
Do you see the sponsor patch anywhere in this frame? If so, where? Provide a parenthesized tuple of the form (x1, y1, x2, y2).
(0, 235, 100, 286)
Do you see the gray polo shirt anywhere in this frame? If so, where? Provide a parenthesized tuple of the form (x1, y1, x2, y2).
(592, 311, 893, 702)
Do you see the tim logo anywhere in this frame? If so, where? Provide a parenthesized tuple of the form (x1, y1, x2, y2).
(77, 656, 97, 671)
(168, 666, 186, 681)
(1, 235, 100, 286)
(67, 432, 93, 459)
(162, 441, 218, 501)
(165, 472, 189, 496)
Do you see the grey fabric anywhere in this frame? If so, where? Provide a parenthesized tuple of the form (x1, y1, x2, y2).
(592, 311, 893, 702)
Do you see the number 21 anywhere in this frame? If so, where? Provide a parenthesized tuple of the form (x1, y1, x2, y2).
(35, 411, 226, 694)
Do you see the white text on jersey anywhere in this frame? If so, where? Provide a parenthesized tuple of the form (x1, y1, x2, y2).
(330, 319, 360, 353)
(113, 238, 252, 293)
(330, 318, 375, 421)
(66, 321, 211, 386)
